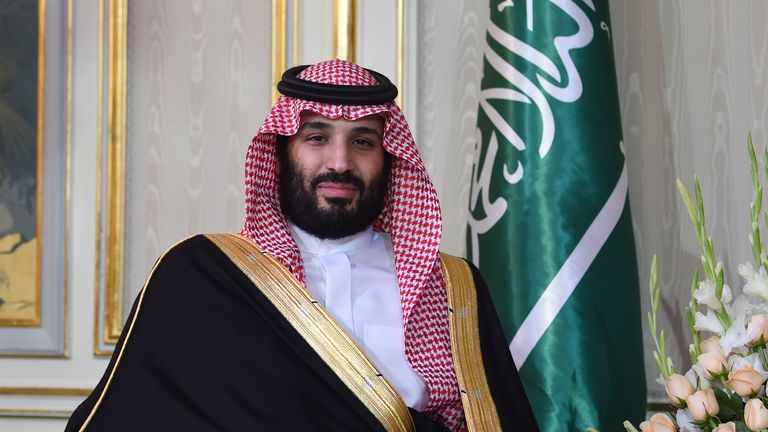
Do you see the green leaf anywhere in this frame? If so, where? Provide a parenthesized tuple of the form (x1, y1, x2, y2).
(653, 350, 664, 375)
(677, 179, 699, 227)
(749, 131, 759, 189)
(695, 177, 706, 226)
(730, 391, 745, 414)
(647, 311, 655, 333)
(734, 420, 750, 432)
(665, 356, 675, 375)
(712, 387, 740, 420)
(712, 387, 745, 421)
(763, 139, 768, 185)
(621, 421, 639, 432)
(691, 268, 700, 295)
(716, 266, 725, 299)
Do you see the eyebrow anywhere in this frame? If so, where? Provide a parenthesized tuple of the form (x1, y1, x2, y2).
(351, 126, 382, 137)
(297, 122, 382, 137)
(298, 121, 332, 132)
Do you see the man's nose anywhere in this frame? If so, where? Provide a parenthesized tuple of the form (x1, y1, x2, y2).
(325, 139, 353, 173)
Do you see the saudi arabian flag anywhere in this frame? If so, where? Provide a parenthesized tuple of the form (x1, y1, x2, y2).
(466, 1, 646, 430)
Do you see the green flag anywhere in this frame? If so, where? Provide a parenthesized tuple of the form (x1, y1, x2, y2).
(467, 1, 646, 430)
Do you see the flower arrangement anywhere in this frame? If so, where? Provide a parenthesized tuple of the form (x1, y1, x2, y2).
(625, 135, 768, 432)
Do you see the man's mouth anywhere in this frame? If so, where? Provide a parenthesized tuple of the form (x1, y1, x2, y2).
(316, 182, 359, 200)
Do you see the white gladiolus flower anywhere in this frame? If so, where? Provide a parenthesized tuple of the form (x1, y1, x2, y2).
(730, 354, 752, 371)
(684, 368, 698, 387)
(720, 315, 759, 356)
(691, 363, 715, 389)
(695, 309, 725, 335)
(694, 280, 731, 310)
(747, 301, 768, 316)
(740, 262, 768, 301)
(721, 284, 733, 304)
(694, 280, 733, 312)
(740, 262, 758, 280)
(675, 408, 697, 432)
(726, 295, 749, 319)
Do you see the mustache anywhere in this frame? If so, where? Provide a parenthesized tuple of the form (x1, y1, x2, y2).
(310, 171, 365, 193)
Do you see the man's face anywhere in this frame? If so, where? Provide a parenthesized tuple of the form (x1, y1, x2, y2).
(278, 113, 390, 239)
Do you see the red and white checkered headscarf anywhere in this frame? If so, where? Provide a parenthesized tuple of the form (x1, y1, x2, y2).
(241, 60, 465, 430)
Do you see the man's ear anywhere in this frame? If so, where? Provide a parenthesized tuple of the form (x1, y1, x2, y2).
(275, 134, 289, 175)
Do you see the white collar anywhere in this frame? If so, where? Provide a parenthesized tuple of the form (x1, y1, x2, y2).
(288, 223, 376, 256)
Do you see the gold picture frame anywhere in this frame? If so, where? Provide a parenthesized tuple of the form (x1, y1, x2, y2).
(0, 0, 71, 357)
(93, 0, 127, 354)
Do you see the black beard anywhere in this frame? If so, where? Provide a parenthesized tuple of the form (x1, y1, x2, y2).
(277, 148, 390, 240)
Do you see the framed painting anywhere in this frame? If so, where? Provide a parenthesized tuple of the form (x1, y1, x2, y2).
(0, 0, 70, 356)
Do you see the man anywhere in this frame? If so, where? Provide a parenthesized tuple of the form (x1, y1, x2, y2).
(66, 60, 537, 431)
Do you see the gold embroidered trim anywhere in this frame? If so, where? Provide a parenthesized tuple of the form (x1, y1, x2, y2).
(206, 233, 415, 432)
(79, 235, 197, 431)
(440, 253, 503, 432)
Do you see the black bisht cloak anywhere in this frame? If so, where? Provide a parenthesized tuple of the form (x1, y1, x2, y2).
(66, 235, 538, 431)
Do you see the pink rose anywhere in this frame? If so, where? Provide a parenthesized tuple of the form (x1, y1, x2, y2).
(664, 374, 694, 406)
(697, 351, 728, 380)
(749, 314, 768, 346)
(725, 365, 765, 397)
(700, 335, 725, 356)
(712, 422, 736, 432)
(685, 389, 719, 422)
(745, 399, 768, 431)
(639, 413, 676, 432)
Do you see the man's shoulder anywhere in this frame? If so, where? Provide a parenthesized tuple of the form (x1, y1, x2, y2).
(153, 234, 215, 265)
(139, 234, 253, 304)
(150, 233, 250, 277)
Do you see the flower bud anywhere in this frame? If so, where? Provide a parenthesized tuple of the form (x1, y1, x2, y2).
(685, 389, 719, 422)
(745, 399, 768, 431)
(712, 422, 736, 432)
(725, 365, 765, 397)
(664, 374, 694, 406)
(748, 314, 768, 346)
(700, 335, 725, 356)
(697, 351, 728, 380)
(639, 413, 676, 432)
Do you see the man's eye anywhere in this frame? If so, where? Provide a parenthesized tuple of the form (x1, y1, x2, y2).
(353, 139, 373, 147)
(307, 135, 327, 143)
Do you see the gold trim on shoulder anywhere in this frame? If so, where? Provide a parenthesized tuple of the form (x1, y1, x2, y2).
(206, 233, 415, 432)
(440, 253, 503, 432)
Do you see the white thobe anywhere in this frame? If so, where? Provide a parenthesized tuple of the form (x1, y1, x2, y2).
(289, 224, 429, 410)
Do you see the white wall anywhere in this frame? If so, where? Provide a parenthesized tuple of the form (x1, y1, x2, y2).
(611, 0, 768, 401)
